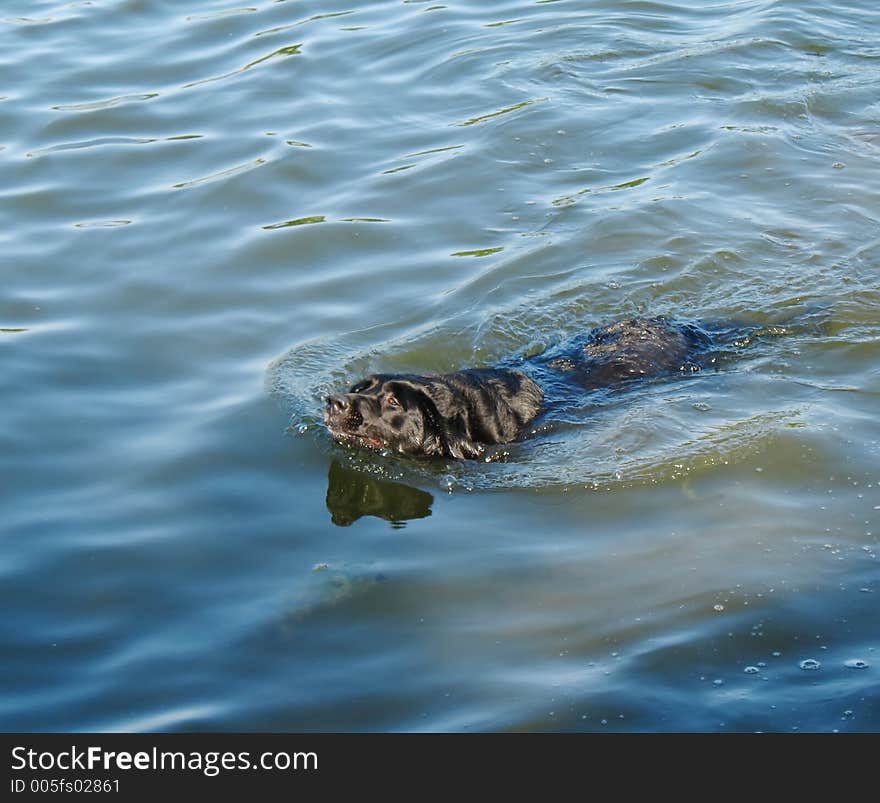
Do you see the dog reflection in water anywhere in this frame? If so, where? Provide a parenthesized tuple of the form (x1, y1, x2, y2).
(325, 460, 434, 527)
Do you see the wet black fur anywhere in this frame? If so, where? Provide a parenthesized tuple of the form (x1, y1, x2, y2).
(324, 317, 715, 459)
(324, 368, 543, 459)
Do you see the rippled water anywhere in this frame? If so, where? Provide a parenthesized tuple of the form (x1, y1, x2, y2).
(3, 0, 879, 732)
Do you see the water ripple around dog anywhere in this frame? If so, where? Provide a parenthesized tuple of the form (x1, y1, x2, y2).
(267, 295, 813, 492)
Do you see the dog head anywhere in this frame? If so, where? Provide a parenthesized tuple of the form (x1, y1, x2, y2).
(324, 374, 463, 457)
(324, 369, 543, 459)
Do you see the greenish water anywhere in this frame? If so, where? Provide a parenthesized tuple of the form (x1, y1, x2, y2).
(3, 0, 879, 732)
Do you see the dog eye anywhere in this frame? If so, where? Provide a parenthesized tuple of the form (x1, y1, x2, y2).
(383, 393, 401, 409)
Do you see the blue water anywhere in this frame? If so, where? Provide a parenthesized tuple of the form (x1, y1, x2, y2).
(2, 0, 879, 732)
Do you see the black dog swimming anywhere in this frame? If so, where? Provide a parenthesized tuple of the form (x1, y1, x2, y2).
(323, 316, 720, 460)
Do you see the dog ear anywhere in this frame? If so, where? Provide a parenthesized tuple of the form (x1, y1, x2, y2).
(412, 387, 484, 459)
(410, 389, 448, 457)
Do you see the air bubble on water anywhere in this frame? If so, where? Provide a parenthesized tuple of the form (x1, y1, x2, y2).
(713, 604, 725, 612)
(692, 402, 711, 412)
(744, 666, 760, 674)
(844, 659, 869, 669)
(712, 679, 724, 686)
(600, 719, 608, 726)
(799, 658, 821, 671)
(443, 475, 456, 493)
(295, 423, 309, 435)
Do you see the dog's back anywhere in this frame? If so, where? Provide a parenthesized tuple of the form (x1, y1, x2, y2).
(527, 317, 714, 390)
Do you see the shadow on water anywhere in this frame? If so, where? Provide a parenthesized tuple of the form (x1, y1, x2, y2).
(325, 459, 434, 527)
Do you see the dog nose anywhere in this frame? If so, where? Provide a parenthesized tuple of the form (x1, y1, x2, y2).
(325, 395, 350, 416)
